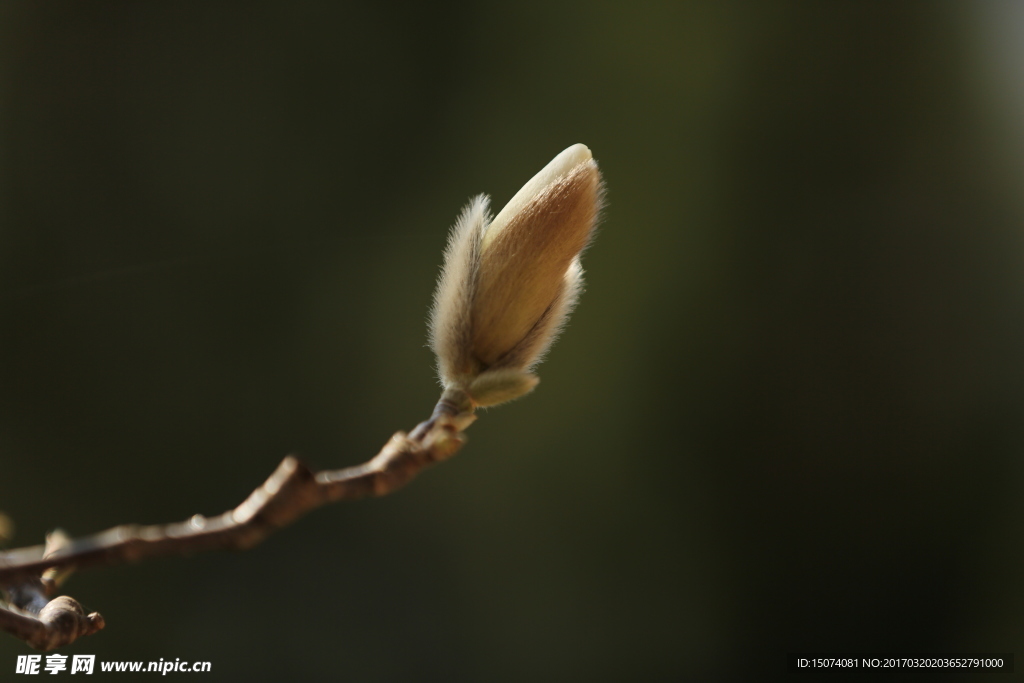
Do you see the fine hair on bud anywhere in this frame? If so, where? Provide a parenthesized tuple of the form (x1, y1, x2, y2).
(429, 194, 489, 386)
(428, 144, 604, 408)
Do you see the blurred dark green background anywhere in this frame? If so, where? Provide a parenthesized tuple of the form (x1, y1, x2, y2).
(3, 1, 1024, 680)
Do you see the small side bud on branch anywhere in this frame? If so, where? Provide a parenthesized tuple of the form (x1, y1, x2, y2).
(429, 144, 604, 407)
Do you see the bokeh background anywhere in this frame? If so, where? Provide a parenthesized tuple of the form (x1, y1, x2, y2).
(3, 1, 1024, 680)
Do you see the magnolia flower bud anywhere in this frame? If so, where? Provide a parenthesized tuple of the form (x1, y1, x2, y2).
(429, 144, 603, 408)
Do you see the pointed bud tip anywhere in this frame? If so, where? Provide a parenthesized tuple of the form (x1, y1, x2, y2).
(484, 144, 597, 252)
(553, 143, 593, 169)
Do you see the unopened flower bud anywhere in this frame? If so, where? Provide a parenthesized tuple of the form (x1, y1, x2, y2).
(429, 144, 603, 407)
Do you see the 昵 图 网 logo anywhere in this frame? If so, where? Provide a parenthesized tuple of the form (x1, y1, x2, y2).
(16, 654, 212, 674)
(16, 654, 94, 674)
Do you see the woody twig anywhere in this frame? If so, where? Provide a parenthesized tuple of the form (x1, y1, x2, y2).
(0, 404, 473, 650)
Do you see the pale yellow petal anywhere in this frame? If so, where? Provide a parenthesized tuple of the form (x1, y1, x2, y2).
(471, 157, 601, 367)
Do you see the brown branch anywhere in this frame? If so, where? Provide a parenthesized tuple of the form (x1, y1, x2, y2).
(0, 400, 475, 650)
(0, 597, 105, 651)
